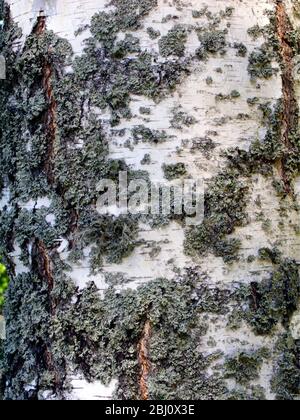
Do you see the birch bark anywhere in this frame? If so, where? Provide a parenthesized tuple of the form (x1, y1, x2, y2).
(0, 0, 300, 400)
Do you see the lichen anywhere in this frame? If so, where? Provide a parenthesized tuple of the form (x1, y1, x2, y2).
(162, 163, 187, 180)
(248, 48, 278, 80)
(132, 125, 170, 144)
(170, 105, 197, 129)
(196, 29, 227, 60)
(224, 348, 268, 385)
(185, 169, 248, 263)
(271, 333, 300, 400)
(141, 154, 151, 165)
(237, 259, 300, 335)
(159, 25, 188, 57)
(206, 76, 213, 85)
(191, 136, 217, 159)
(227, 385, 266, 400)
(48, 271, 228, 400)
(147, 27, 160, 40)
(233, 42, 247, 57)
(139, 106, 151, 115)
(247, 25, 264, 40)
(215, 90, 241, 101)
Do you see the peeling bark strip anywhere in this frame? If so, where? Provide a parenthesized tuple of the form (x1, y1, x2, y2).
(275, 0, 299, 194)
(138, 320, 151, 400)
(33, 10, 57, 183)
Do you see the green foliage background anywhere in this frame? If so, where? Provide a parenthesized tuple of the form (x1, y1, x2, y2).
(0, 263, 8, 313)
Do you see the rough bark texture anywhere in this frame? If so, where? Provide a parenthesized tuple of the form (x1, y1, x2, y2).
(0, 0, 300, 400)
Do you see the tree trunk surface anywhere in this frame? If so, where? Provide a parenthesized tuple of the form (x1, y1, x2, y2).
(0, 0, 300, 400)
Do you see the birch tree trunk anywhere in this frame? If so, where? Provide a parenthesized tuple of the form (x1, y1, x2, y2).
(0, 0, 300, 400)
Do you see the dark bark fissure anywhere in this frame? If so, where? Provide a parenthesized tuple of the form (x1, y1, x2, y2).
(31, 237, 65, 392)
(32, 239, 55, 309)
(28, 11, 63, 393)
(137, 319, 151, 400)
(33, 10, 57, 185)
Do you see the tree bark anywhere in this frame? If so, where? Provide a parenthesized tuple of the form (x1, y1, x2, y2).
(0, 0, 300, 400)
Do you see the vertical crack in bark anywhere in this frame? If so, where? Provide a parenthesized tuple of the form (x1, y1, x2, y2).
(275, 0, 299, 194)
(32, 238, 55, 313)
(33, 10, 57, 184)
(138, 319, 151, 400)
(31, 238, 63, 391)
(250, 282, 259, 311)
(42, 58, 57, 184)
(16, 12, 63, 395)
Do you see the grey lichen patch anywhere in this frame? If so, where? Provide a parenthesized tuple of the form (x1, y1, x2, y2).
(78, 8, 191, 125)
(233, 42, 247, 58)
(185, 170, 248, 263)
(247, 25, 265, 41)
(220, 7, 235, 19)
(163, 163, 187, 180)
(186, 92, 299, 266)
(191, 136, 217, 159)
(247, 97, 260, 106)
(48, 271, 228, 399)
(132, 125, 170, 144)
(235, 258, 300, 335)
(139, 106, 151, 115)
(147, 27, 160, 40)
(170, 105, 197, 129)
(196, 29, 227, 61)
(197, 285, 231, 315)
(228, 385, 266, 400)
(215, 90, 241, 101)
(224, 98, 300, 182)
(78, 212, 140, 271)
(90, 0, 158, 48)
(3, 270, 75, 399)
(248, 48, 278, 81)
(224, 348, 268, 385)
(141, 153, 151, 165)
(271, 333, 300, 400)
(104, 272, 131, 287)
(258, 247, 282, 264)
(158, 24, 188, 58)
(205, 76, 213, 85)
(236, 113, 250, 121)
(111, 34, 141, 58)
(246, 11, 285, 83)
(192, 8, 207, 19)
